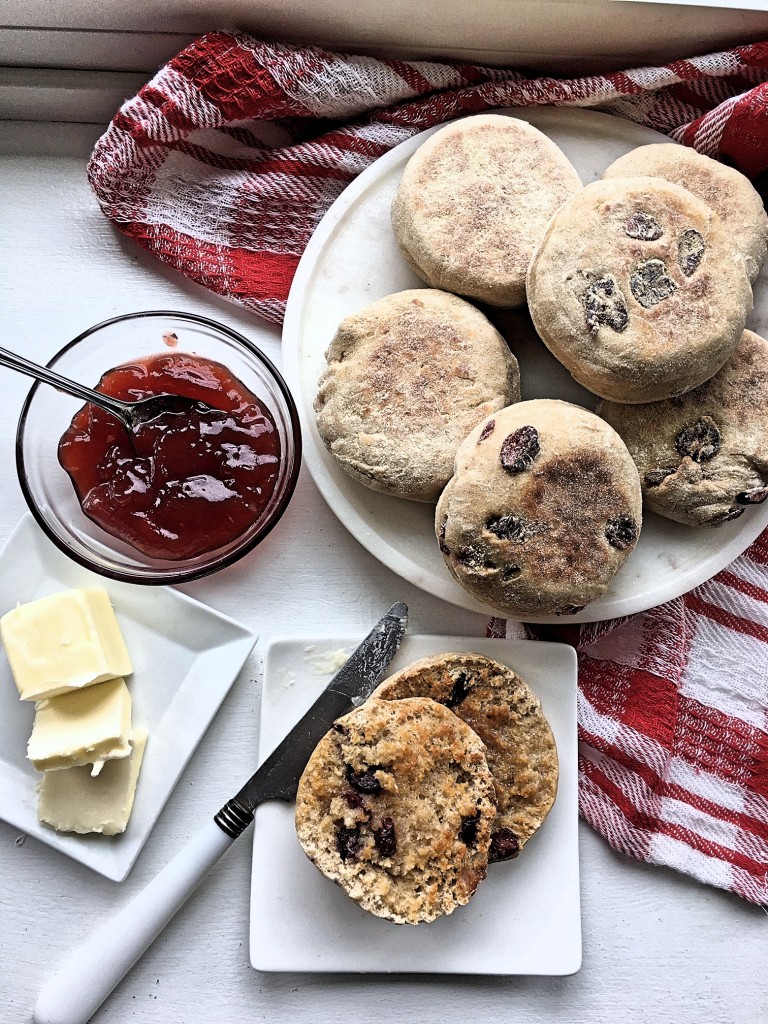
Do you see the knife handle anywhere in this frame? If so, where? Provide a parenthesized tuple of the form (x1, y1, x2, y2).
(33, 819, 235, 1024)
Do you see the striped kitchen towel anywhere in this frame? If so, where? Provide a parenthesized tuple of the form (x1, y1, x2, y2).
(490, 527, 768, 905)
(87, 32, 768, 325)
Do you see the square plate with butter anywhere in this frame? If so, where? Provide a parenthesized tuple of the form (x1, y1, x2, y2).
(0, 515, 257, 881)
(250, 634, 580, 975)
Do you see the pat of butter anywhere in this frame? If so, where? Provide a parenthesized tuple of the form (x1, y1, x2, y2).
(37, 728, 148, 835)
(27, 677, 132, 773)
(1, 588, 133, 700)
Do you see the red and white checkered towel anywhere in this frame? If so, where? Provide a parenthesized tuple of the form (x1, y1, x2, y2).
(490, 531, 768, 904)
(88, 32, 768, 905)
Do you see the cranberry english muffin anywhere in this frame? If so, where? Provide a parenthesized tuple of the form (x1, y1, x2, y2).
(391, 114, 582, 308)
(295, 697, 497, 925)
(602, 143, 768, 283)
(526, 177, 753, 403)
(599, 329, 768, 527)
(373, 653, 558, 861)
(314, 289, 520, 502)
(436, 399, 643, 617)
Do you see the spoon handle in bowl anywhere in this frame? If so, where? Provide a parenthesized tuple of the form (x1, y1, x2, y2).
(0, 345, 125, 415)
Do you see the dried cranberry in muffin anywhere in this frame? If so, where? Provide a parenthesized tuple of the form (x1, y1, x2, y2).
(295, 697, 496, 925)
(436, 400, 642, 617)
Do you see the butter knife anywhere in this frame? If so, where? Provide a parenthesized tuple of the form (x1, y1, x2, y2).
(33, 601, 408, 1024)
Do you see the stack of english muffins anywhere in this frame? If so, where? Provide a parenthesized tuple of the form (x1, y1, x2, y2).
(295, 652, 558, 924)
(314, 113, 768, 619)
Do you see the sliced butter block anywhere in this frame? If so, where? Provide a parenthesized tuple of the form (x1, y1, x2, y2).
(27, 677, 132, 773)
(0, 588, 133, 700)
(37, 728, 148, 836)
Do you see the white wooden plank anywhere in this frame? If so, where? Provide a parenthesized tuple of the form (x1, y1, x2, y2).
(616, 0, 768, 6)
(2, 1, 768, 76)
(0, 27, 197, 72)
(0, 68, 145, 123)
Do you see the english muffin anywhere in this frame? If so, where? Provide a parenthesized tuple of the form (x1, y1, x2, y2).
(526, 177, 753, 403)
(436, 399, 642, 617)
(314, 289, 520, 502)
(603, 143, 768, 282)
(373, 652, 558, 861)
(599, 329, 768, 526)
(391, 114, 582, 308)
(295, 697, 496, 924)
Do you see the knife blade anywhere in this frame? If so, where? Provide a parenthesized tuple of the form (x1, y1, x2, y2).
(33, 601, 409, 1024)
(214, 599, 409, 834)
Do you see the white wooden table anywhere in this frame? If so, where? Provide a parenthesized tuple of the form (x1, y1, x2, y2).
(0, 119, 766, 1024)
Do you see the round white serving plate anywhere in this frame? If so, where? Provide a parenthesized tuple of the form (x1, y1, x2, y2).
(283, 107, 768, 624)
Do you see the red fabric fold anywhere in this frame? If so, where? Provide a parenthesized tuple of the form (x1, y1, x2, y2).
(88, 32, 768, 323)
(496, 530, 768, 904)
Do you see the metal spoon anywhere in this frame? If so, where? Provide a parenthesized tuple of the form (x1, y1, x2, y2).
(0, 344, 212, 430)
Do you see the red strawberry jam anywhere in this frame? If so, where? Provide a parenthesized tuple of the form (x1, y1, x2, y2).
(58, 352, 281, 560)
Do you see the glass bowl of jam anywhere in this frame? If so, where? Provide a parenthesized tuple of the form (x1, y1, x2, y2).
(16, 311, 301, 584)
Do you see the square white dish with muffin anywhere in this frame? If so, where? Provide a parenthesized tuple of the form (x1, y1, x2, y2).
(250, 633, 580, 975)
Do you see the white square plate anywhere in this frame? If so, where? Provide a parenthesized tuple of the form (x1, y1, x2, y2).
(250, 634, 580, 975)
(0, 515, 257, 881)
